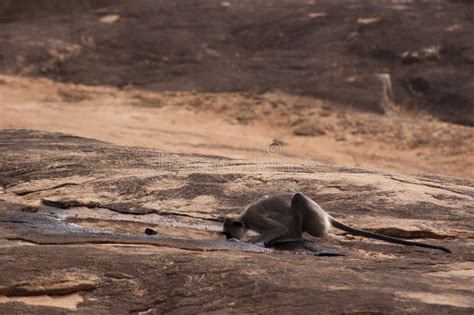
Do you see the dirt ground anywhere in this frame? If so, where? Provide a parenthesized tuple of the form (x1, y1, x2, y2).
(0, 1, 472, 178)
(1, 74, 472, 178)
(1, 0, 473, 125)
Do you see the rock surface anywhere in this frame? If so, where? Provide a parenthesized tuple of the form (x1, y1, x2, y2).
(0, 129, 473, 313)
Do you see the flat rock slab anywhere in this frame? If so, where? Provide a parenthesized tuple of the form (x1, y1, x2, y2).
(0, 129, 473, 313)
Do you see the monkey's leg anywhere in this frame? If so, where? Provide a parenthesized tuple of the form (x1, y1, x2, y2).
(291, 193, 329, 237)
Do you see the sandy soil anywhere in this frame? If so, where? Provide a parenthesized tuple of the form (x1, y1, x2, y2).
(1, 0, 473, 125)
(0, 75, 472, 178)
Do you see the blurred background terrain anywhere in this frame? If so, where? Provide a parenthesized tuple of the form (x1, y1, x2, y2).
(0, 0, 472, 178)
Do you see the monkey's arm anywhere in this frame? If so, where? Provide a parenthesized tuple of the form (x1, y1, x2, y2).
(251, 217, 291, 246)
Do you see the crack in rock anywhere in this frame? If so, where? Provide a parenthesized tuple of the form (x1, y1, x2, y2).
(14, 183, 81, 196)
(42, 197, 221, 222)
(387, 175, 474, 198)
(41, 198, 156, 215)
(369, 227, 461, 240)
(0, 271, 99, 297)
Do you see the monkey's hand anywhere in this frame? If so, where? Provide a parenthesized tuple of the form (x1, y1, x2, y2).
(227, 238, 241, 242)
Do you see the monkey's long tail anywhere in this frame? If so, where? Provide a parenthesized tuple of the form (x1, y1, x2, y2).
(330, 218, 451, 253)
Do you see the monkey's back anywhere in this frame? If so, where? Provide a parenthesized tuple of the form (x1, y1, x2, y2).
(241, 192, 294, 232)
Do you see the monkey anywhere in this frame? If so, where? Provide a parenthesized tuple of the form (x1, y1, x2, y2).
(223, 191, 451, 253)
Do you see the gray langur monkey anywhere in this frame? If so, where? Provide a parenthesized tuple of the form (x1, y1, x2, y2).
(223, 192, 451, 253)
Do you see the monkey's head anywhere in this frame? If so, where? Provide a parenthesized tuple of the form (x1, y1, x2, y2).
(223, 215, 247, 240)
